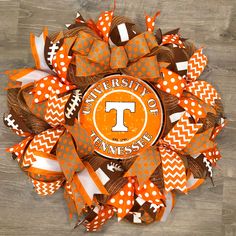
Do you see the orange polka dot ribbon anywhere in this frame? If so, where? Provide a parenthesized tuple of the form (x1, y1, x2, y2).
(96, 10, 114, 42)
(157, 68, 186, 98)
(6, 136, 33, 162)
(83, 205, 115, 231)
(32, 76, 76, 104)
(72, 30, 161, 78)
(107, 177, 165, 221)
(161, 34, 185, 48)
(124, 147, 161, 187)
(145, 11, 160, 32)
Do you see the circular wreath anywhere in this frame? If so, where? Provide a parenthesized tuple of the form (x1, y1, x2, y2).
(4, 8, 226, 232)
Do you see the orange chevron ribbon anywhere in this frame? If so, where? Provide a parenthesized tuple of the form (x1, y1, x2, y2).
(187, 48, 208, 82)
(22, 128, 64, 167)
(31, 178, 64, 196)
(6, 136, 33, 162)
(158, 112, 202, 193)
(186, 80, 221, 106)
(159, 146, 187, 193)
(45, 92, 70, 127)
(164, 112, 203, 150)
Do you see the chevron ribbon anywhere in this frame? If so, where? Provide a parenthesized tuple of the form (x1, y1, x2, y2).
(22, 128, 64, 167)
(164, 112, 202, 150)
(186, 80, 221, 106)
(45, 92, 70, 127)
(187, 48, 207, 82)
(159, 146, 187, 193)
(31, 178, 64, 196)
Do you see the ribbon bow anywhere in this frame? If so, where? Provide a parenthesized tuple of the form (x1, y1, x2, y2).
(72, 30, 166, 80)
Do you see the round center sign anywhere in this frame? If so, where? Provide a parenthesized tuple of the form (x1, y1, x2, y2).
(79, 75, 164, 159)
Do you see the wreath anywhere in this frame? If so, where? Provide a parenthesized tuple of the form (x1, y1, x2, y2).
(4, 8, 226, 232)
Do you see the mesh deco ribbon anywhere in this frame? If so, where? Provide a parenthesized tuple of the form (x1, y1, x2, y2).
(4, 7, 226, 232)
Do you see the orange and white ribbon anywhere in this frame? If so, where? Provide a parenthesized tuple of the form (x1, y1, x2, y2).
(30, 28, 52, 73)
(73, 162, 108, 206)
(145, 11, 160, 32)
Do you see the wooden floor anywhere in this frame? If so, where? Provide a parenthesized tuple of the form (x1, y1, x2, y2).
(0, 0, 236, 235)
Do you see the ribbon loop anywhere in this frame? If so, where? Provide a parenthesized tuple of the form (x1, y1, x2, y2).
(73, 30, 160, 78)
(88, 39, 110, 65)
(110, 46, 128, 69)
(72, 31, 94, 55)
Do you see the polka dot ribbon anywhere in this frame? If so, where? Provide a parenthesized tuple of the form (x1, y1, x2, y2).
(72, 30, 160, 78)
(145, 11, 160, 32)
(108, 177, 165, 221)
(161, 34, 185, 48)
(96, 10, 114, 42)
(32, 42, 76, 104)
(83, 205, 114, 232)
(32, 75, 76, 104)
(124, 147, 161, 187)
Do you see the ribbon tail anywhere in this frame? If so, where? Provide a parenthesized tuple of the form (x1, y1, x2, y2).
(187, 48, 208, 82)
(160, 147, 187, 194)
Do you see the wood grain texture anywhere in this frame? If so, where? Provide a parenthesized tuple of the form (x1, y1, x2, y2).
(0, 0, 235, 235)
